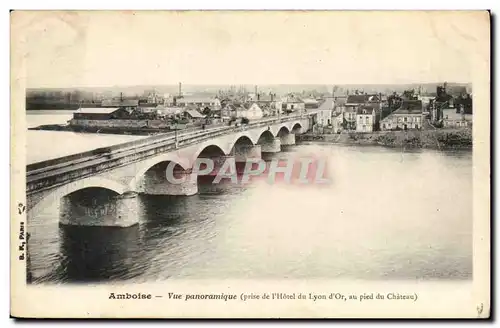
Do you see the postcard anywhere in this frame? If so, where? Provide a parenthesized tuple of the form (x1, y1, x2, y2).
(10, 10, 490, 318)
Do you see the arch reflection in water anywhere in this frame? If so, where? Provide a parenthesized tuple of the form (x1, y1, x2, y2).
(59, 224, 142, 282)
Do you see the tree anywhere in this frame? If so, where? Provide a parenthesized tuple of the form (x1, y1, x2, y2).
(402, 89, 416, 100)
(202, 106, 212, 116)
(388, 94, 403, 110)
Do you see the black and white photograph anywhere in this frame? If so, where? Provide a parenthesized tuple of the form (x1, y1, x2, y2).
(10, 10, 490, 318)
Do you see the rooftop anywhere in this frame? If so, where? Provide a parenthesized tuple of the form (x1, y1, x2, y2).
(177, 96, 219, 104)
(346, 94, 380, 104)
(356, 106, 375, 115)
(156, 106, 182, 115)
(393, 100, 423, 114)
(185, 110, 205, 118)
(282, 94, 304, 103)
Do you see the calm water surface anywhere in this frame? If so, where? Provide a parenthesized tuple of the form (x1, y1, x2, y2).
(26, 112, 472, 283)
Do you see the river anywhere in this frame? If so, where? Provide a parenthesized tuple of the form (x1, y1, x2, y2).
(26, 111, 473, 283)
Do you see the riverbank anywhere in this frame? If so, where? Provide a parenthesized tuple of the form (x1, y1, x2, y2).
(297, 128, 472, 150)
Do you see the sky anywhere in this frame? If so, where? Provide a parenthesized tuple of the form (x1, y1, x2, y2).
(11, 11, 489, 88)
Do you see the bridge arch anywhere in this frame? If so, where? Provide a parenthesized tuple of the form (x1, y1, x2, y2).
(195, 144, 226, 157)
(192, 144, 227, 163)
(29, 177, 128, 216)
(227, 135, 256, 154)
(256, 130, 276, 144)
(276, 126, 291, 137)
(291, 122, 304, 134)
(129, 153, 190, 190)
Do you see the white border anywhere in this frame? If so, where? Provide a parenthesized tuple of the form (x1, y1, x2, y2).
(3, 1, 497, 326)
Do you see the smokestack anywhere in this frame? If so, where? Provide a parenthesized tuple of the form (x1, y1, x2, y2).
(255, 85, 258, 95)
(178, 82, 182, 97)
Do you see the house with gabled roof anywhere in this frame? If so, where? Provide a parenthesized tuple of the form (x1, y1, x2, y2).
(345, 94, 381, 109)
(236, 103, 263, 120)
(256, 94, 282, 116)
(281, 94, 305, 112)
(184, 109, 206, 122)
(73, 107, 125, 120)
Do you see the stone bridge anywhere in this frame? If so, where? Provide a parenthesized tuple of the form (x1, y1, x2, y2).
(26, 114, 313, 227)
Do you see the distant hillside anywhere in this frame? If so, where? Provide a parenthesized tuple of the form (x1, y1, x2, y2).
(27, 82, 471, 95)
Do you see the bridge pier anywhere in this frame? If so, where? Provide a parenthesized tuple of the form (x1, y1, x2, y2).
(260, 137, 281, 153)
(60, 191, 139, 227)
(139, 163, 198, 196)
(279, 133, 296, 146)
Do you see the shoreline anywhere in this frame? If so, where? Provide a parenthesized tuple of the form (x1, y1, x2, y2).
(30, 124, 473, 151)
(296, 129, 473, 151)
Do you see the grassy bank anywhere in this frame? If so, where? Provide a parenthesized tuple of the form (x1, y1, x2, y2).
(297, 128, 472, 150)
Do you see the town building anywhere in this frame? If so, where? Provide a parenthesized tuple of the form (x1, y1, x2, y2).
(236, 103, 264, 120)
(345, 94, 381, 110)
(302, 98, 320, 109)
(255, 94, 283, 116)
(221, 104, 237, 120)
(138, 106, 157, 114)
(316, 98, 335, 126)
(442, 105, 472, 128)
(176, 96, 221, 109)
(379, 100, 423, 131)
(428, 84, 454, 123)
(72, 107, 129, 120)
(281, 94, 305, 113)
(340, 106, 357, 130)
(184, 110, 206, 122)
(155, 106, 182, 118)
(341, 94, 382, 131)
(163, 94, 176, 107)
(355, 106, 376, 133)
